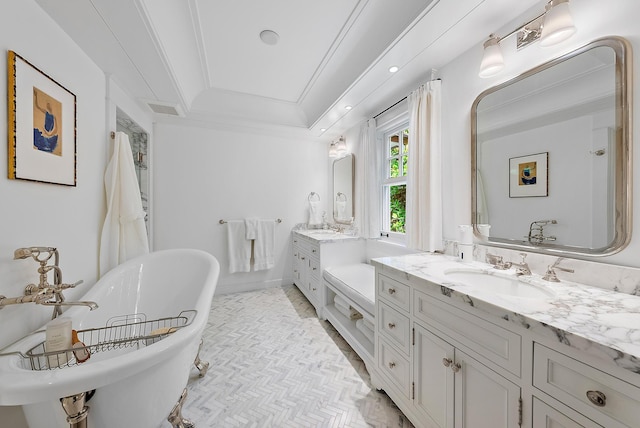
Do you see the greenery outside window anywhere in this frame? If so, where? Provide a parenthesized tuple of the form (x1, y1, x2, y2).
(382, 125, 409, 236)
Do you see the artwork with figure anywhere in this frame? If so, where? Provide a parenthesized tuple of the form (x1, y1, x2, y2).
(509, 152, 548, 197)
(519, 161, 537, 185)
(33, 87, 62, 156)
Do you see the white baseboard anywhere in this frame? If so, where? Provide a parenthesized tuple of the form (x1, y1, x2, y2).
(215, 278, 291, 295)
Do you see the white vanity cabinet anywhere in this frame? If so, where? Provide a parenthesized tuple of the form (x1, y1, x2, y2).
(292, 236, 321, 308)
(291, 231, 365, 317)
(373, 254, 640, 428)
(375, 271, 521, 428)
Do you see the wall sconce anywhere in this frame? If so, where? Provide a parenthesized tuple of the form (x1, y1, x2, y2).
(329, 136, 347, 158)
(335, 136, 347, 156)
(479, 0, 576, 78)
(329, 142, 338, 158)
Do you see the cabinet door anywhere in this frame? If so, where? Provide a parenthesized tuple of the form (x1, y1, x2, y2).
(454, 349, 521, 428)
(414, 324, 455, 428)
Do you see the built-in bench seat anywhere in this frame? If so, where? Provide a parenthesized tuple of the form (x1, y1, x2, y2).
(322, 263, 376, 369)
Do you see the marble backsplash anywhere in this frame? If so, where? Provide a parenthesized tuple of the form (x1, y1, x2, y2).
(442, 240, 640, 296)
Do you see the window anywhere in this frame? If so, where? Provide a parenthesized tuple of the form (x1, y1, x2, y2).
(381, 124, 409, 237)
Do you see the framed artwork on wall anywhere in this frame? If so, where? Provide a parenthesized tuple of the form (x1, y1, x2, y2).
(509, 152, 548, 198)
(7, 50, 77, 186)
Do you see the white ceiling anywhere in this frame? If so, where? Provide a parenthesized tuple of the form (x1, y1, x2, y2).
(35, 0, 542, 138)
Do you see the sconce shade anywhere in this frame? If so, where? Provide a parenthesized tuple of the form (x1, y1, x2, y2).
(479, 36, 504, 78)
(336, 138, 347, 156)
(540, 0, 576, 47)
(329, 143, 338, 158)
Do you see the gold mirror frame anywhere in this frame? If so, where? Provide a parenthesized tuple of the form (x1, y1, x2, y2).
(471, 37, 632, 257)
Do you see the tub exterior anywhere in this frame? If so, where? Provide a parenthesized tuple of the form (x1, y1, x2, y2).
(0, 249, 220, 428)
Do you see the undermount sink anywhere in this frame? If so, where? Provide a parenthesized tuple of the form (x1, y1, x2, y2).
(444, 268, 555, 299)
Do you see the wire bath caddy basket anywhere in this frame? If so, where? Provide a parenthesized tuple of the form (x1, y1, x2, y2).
(21, 310, 197, 371)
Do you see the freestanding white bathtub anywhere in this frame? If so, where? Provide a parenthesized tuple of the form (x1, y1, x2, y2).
(0, 249, 220, 428)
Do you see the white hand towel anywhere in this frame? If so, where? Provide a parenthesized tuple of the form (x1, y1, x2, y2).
(227, 220, 251, 273)
(336, 200, 347, 220)
(308, 200, 323, 225)
(245, 217, 259, 240)
(253, 219, 275, 271)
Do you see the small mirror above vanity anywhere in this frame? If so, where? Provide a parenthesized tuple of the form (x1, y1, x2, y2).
(471, 37, 632, 256)
(333, 154, 354, 224)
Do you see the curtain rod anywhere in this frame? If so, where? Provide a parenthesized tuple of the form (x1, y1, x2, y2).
(373, 77, 441, 119)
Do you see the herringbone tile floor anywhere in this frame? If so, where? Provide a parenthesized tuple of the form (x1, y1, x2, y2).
(183, 285, 413, 428)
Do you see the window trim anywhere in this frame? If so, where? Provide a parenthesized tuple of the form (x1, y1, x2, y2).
(378, 120, 409, 244)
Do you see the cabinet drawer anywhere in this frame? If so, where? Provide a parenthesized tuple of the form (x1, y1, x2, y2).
(292, 236, 317, 255)
(532, 397, 602, 428)
(377, 302, 411, 354)
(377, 274, 410, 311)
(378, 339, 411, 398)
(414, 289, 521, 376)
(533, 343, 640, 427)
(309, 257, 320, 275)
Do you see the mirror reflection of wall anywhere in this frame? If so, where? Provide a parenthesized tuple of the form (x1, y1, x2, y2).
(116, 108, 150, 241)
(472, 38, 631, 256)
(333, 154, 354, 224)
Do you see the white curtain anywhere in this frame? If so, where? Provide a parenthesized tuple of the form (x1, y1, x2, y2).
(406, 80, 443, 251)
(356, 118, 380, 239)
(99, 132, 149, 276)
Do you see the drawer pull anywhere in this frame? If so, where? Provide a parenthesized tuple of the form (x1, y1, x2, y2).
(586, 390, 606, 407)
(301, 256, 306, 260)
(312, 249, 317, 253)
(312, 267, 317, 270)
(312, 287, 317, 291)
(388, 288, 396, 295)
(388, 322, 396, 329)
(442, 358, 452, 367)
(451, 362, 461, 373)
(388, 361, 396, 369)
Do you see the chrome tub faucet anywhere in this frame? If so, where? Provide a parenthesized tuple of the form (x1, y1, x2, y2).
(1, 247, 98, 318)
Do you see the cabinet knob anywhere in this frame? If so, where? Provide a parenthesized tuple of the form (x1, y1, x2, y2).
(586, 390, 606, 407)
(301, 256, 306, 260)
(388, 288, 396, 295)
(388, 322, 396, 329)
(312, 249, 317, 253)
(451, 362, 461, 373)
(312, 267, 317, 270)
(442, 358, 452, 367)
(312, 287, 317, 291)
(388, 361, 396, 369)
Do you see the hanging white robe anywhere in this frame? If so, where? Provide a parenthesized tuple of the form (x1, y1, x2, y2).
(99, 132, 149, 277)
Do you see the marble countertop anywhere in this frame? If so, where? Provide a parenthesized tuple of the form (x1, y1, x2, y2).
(371, 253, 640, 375)
(293, 229, 362, 243)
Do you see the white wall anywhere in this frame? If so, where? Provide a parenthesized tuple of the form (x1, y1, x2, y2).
(152, 121, 328, 294)
(0, 0, 108, 423)
(438, 0, 640, 266)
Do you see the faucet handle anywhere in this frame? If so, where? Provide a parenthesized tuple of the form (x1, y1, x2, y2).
(56, 280, 84, 290)
(519, 253, 528, 262)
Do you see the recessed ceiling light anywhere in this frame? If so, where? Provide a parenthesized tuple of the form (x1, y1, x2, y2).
(389, 66, 399, 73)
(320, 128, 327, 132)
(345, 105, 352, 110)
(260, 30, 280, 46)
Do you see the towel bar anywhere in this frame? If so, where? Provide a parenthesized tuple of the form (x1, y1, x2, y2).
(219, 219, 282, 224)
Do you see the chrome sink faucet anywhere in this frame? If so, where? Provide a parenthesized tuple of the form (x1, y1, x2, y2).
(485, 252, 511, 270)
(511, 253, 532, 276)
(542, 258, 575, 282)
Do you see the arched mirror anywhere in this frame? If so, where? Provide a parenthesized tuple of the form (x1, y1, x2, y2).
(333, 154, 354, 224)
(471, 37, 632, 256)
